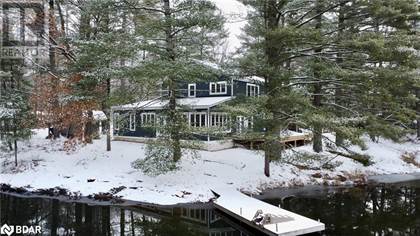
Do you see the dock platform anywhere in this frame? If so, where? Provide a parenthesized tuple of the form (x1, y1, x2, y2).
(211, 188, 325, 236)
(233, 133, 312, 150)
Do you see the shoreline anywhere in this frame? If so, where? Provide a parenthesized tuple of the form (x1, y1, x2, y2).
(2, 171, 420, 207)
(1, 129, 419, 205)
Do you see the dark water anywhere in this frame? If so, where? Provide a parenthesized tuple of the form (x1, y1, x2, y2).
(258, 180, 420, 236)
(2, 180, 420, 236)
(0, 193, 267, 236)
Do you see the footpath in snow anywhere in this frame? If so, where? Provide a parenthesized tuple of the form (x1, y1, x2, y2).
(0, 129, 419, 205)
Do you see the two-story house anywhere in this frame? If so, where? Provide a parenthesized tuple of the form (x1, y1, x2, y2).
(110, 75, 263, 151)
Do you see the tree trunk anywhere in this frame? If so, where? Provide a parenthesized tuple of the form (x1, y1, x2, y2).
(14, 139, 17, 166)
(335, 2, 345, 147)
(51, 199, 59, 236)
(130, 211, 135, 236)
(262, 0, 283, 177)
(107, 127, 112, 151)
(120, 209, 125, 236)
(163, 0, 182, 162)
(101, 206, 110, 236)
(312, 0, 324, 153)
(313, 83, 323, 153)
(416, 88, 420, 139)
(85, 110, 94, 143)
(75, 203, 83, 235)
(105, 78, 111, 151)
(85, 205, 93, 236)
(264, 151, 270, 177)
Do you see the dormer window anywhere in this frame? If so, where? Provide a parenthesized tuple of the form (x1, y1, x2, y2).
(209, 81, 227, 95)
(188, 83, 196, 97)
(246, 83, 260, 97)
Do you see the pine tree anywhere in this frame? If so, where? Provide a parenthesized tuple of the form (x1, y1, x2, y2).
(325, 0, 419, 145)
(69, 0, 146, 151)
(0, 70, 34, 166)
(237, 0, 337, 176)
(237, 0, 419, 175)
(128, 0, 225, 174)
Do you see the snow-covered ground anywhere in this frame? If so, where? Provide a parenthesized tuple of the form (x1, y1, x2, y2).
(0, 129, 419, 205)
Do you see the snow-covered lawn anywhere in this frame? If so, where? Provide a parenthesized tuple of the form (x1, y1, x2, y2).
(0, 129, 419, 205)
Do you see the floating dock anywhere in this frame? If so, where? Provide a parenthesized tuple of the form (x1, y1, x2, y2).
(211, 188, 325, 236)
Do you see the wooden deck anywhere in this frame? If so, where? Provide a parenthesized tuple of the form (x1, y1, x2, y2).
(211, 188, 325, 236)
(233, 133, 312, 150)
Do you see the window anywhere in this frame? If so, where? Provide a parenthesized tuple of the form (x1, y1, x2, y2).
(237, 116, 254, 133)
(246, 83, 260, 97)
(209, 81, 227, 95)
(114, 113, 120, 130)
(189, 112, 207, 127)
(188, 83, 196, 97)
(141, 113, 155, 126)
(129, 112, 136, 131)
(210, 113, 229, 128)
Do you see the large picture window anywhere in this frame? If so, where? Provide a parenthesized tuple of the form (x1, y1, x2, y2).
(210, 113, 229, 128)
(209, 81, 227, 95)
(189, 112, 207, 127)
(246, 83, 260, 97)
(141, 113, 155, 126)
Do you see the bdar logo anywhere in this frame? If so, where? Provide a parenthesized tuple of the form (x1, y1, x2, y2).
(0, 224, 14, 236)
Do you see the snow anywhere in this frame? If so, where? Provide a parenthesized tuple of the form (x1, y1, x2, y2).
(236, 76, 265, 83)
(114, 96, 234, 111)
(93, 110, 107, 121)
(211, 0, 248, 54)
(0, 129, 419, 205)
(0, 107, 15, 118)
(213, 187, 324, 235)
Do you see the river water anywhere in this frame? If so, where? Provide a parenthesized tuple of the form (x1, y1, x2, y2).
(1, 178, 420, 235)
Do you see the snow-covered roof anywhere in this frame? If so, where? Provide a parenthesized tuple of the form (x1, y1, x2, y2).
(93, 110, 107, 121)
(236, 76, 265, 83)
(114, 96, 234, 111)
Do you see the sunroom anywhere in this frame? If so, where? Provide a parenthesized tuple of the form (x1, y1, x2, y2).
(110, 96, 236, 151)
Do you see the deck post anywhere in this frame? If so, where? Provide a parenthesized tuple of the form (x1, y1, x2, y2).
(110, 108, 114, 140)
(207, 108, 210, 142)
(99, 120, 103, 134)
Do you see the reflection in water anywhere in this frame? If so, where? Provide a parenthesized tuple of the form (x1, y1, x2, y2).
(259, 184, 420, 236)
(0, 193, 263, 236)
(8, 182, 419, 236)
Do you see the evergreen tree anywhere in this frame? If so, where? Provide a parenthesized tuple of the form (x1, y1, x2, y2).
(70, 0, 145, 151)
(237, 0, 419, 175)
(0, 69, 34, 166)
(128, 0, 225, 174)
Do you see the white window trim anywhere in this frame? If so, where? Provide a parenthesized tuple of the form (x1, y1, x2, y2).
(210, 112, 231, 132)
(246, 83, 260, 97)
(237, 116, 254, 133)
(188, 83, 196, 97)
(141, 112, 156, 126)
(114, 113, 120, 130)
(188, 112, 207, 128)
(209, 81, 227, 95)
(129, 112, 136, 131)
